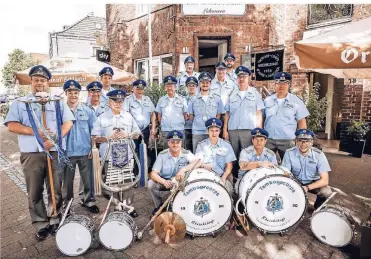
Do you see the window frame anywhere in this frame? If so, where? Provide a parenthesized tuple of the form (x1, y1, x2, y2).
(134, 53, 173, 84)
(307, 4, 353, 29)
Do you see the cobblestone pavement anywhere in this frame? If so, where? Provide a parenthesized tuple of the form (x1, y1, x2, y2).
(1, 125, 370, 259)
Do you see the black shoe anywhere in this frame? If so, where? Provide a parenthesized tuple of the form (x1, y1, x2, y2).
(129, 209, 138, 218)
(87, 205, 100, 214)
(48, 224, 59, 235)
(35, 228, 48, 240)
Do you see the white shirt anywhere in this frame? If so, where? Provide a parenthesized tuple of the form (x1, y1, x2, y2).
(239, 90, 247, 99)
(277, 98, 285, 107)
(201, 95, 209, 103)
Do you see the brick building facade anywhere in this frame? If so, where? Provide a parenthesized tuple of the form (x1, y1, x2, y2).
(106, 4, 371, 152)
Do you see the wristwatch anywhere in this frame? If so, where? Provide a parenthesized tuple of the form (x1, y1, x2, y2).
(257, 161, 262, 168)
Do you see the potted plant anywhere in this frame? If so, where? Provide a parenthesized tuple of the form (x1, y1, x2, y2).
(345, 119, 370, 158)
(299, 82, 328, 149)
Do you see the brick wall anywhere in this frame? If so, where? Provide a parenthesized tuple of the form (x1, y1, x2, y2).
(175, 4, 270, 72)
(106, 4, 176, 73)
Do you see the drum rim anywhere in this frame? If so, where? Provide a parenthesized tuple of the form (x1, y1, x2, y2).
(310, 206, 353, 247)
(171, 178, 233, 237)
(98, 212, 137, 251)
(56, 215, 93, 256)
(244, 173, 308, 234)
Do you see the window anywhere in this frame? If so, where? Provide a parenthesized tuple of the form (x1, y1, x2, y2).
(162, 56, 173, 78)
(308, 4, 353, 27)
(136, 4, 152, 17)
(92, 47, 101, 57)
(135, 54, 173, 85)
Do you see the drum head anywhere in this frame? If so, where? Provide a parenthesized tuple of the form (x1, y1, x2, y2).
(246, 174, 307, 233)
(311, 207, 353, 247)
(99, 220, 133, 250)
(172, 180, 232, 236)
(56, 222, 92, 256)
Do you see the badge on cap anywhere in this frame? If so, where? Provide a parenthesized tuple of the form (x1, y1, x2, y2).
(212, 119, 216, 126)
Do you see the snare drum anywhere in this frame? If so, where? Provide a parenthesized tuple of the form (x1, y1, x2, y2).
(99, 211, 138, 250)
(237, 167, 307, 233)
(56, 215, 94, 256)
(171, 168, 232, 236)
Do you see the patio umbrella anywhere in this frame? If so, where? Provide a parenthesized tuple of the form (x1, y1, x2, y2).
(15, 57, 136, 86)
(294, 16, 371, 78)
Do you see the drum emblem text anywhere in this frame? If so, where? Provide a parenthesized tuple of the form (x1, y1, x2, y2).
(266, 193, 284, 214)
(193, 197, 211, 218)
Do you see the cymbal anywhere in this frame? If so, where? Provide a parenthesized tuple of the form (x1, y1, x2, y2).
(154, 212, 186, 244)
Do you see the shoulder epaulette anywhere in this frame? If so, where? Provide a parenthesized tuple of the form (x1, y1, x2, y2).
(245, 145, 254, 153)
(159, 149, 169, 155)
(221, 138, 231, 144)
(265, 148, 276, 156)
(286, 146, 296, 152)
(312, 147, 322, 154)
(199, 139, 208, 144)
(181, 148, 190, 154)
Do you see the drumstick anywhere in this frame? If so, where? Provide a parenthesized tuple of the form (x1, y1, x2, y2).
(313, 192, 337, 214)
(100, 195, 113, 227)
(42, 104, 57, 217)
(59, 198, 73, 230)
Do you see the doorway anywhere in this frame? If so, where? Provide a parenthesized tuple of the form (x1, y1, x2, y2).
(196, 36, 231, 77)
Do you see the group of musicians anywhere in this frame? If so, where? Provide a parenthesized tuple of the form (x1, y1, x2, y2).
(4, 53, 332, 241)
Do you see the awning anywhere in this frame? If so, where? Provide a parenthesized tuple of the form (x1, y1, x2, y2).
(15, 57, 136, 86)
(294, 16, 371, 78)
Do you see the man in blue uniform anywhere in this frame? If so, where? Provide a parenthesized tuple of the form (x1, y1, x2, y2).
(189, 72, 224, 153)
(4, 65, 75, 240)
(224, 53, 237, 83)
(176, 56, 200, 90)
(210, 61, 235, 111)
(62, 80, 99, 213)
(184, 76, 198, 151)
(264, 72, 310, 160)
(196, 118, 236, 194)
(156, 76, 188, 148)
(238, 128, 278, 178)
(282, 129, 332, 209)
(92, 89, 141, 216)
(223, 65, 264, 179)
(86, 81, 108, 117)
(148, 130, 202, 213)
(99, 67, 115, 105)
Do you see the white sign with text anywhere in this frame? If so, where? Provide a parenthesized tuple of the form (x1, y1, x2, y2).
(182, 4, 246, 16)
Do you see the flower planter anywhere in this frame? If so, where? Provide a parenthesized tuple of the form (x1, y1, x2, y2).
(349, 139, 366, 158)
(360, 223, 371, 258)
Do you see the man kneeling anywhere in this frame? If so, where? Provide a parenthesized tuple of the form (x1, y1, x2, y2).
(148, 130, 202, 216)
(237, 127, 278, 182)
(282, 129, 332, 209)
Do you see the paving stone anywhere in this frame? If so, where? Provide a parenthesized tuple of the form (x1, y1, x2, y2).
(147, 244, 175, 259)
(1, 231, 27, 247)
(7, 246, 39, 259)
(222, 243, 261, 259)
(125, 240, 156, 258)
(253, 240, 280, 259)
(170, 242, 203, 259)
(18, 235, 39, 249)
(0, 242, 23, 257)
(210, 230, 242, 253)
(194, 245, 224, 259)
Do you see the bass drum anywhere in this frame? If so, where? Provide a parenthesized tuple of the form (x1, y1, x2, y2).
(56, 215, 94, 256)
(99, 211, 138, 251)
(237, 167, 307, 233)
(171, 168, 232, 236)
